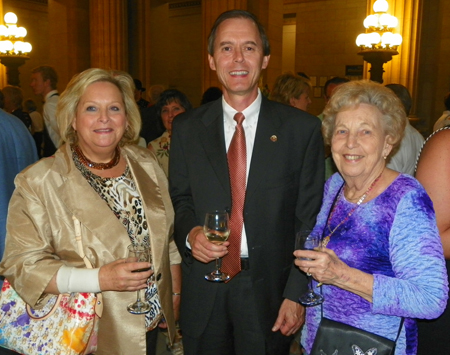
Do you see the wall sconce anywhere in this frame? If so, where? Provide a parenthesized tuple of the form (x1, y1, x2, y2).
(356, 0, 402, 83)
(0, 12, 32, 86)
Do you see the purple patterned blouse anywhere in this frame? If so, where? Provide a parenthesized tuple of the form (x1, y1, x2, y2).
(301, 173, 448, 355)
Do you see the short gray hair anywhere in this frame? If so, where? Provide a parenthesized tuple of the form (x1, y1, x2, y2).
(322, 80, 406, 148)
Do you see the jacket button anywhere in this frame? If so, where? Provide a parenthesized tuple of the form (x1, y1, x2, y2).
(156, 273, 162, 281)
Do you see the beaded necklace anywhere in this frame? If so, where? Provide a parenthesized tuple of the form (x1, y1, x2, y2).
(322, 171, 383, 248)
(72, 144, 121, 170)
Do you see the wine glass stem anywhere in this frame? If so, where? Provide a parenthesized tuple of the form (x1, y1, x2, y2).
(136, 289, 142, 303)
(308, 275, 314, 291)
(215, 257, 221, 274)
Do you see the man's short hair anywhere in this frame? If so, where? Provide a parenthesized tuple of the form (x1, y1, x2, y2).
(385, 83, 412, 116)
(324, 77, 350, 100)
(31, 66, 58, 90)
(207, 10, 270, 56)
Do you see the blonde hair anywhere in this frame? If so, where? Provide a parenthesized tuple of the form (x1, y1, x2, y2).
(270, 72, 311, 106)
(58, 68, 141, 146)
(322, 80, 407, 147)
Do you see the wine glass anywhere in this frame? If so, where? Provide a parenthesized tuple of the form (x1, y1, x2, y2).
(204, 211, 230, 282)
(126, 243, 152, 314)
(295, 231, 324, 306)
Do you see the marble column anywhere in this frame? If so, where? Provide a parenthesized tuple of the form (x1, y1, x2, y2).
(47, 0, 90, 90)
(128, 0, 152, 86)
(89, 0, 128, 71)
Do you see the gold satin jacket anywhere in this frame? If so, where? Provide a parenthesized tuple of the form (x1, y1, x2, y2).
(0, 143, 181, 355)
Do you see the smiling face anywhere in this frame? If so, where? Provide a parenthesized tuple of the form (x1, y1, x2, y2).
(208, 17, 270, 106)
(72, 81, 127, 161)
(331, 103, 393, 184)
(161, 100, 186, 132)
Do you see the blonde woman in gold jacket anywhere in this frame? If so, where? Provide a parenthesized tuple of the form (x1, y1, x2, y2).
(0, 68, 181, 355)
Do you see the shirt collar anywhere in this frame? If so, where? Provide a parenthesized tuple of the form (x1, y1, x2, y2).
(222, 89, 262, 126)
(44, 90, 59, 101)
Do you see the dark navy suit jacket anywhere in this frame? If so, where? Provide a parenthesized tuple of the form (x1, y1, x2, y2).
(169, 96, 324, 339)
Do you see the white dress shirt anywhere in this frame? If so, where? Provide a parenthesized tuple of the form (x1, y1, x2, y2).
(186, 90, 262, 257)
(222, 91, 262, 257)
(44, 90, 61, 148)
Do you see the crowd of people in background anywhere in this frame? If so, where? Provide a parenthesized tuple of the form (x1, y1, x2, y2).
(1, 8, 450, 355)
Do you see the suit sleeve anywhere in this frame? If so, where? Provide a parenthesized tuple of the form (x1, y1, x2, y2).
(169, 118, 198, 261)
(283, 119, 325, 300)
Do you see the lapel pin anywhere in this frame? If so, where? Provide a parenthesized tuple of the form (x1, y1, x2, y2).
(270, 135, 277, 142)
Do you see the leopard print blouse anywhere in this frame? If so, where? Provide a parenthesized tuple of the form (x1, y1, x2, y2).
(72, 146, 162, 329)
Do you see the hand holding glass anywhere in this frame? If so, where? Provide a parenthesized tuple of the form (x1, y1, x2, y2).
(295, 231, 324, 306)
(204, 211, 230, 282)
(126, 243, 153, 314)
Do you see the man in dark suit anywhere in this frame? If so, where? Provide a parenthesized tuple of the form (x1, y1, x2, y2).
(169, 9, 324, 355)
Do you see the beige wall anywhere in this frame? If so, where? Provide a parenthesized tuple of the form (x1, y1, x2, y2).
(282, 24, 296, 73)
(283, 0, 367, 116)
(149, 1, 203, 107)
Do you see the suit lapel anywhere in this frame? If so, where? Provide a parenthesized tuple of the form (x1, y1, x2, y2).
(126, 150, 170, 263)
(200, 100, 230, 194)
(246, 98, 281, 202)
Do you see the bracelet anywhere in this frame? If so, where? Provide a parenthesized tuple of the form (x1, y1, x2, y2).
(172, 292, 181, 296)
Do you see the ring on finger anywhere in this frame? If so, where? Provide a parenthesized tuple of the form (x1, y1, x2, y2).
(306, 267, 311, 276)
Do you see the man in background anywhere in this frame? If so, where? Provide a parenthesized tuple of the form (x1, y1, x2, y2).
(133, 78, 150, 109)
(318, 77, 349, 179)
(2, 85, 32, 131)
(385, 83, 424, 176)
(30, 65, 59, 157)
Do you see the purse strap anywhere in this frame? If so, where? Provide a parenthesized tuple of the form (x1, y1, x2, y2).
(319, 298, 404, 343)
(73, 215, 94, 269)
(72, 216, 103, 317)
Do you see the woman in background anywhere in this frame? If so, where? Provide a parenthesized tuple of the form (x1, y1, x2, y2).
(270, 72, 312, 112)
(148, 89, 192, 177)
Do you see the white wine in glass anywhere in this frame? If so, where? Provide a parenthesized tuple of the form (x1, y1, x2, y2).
(204, 211, 230, 282)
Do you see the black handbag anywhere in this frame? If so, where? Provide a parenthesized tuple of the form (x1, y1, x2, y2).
(310, 316, 404, 355)
(310, 184, 404, 355)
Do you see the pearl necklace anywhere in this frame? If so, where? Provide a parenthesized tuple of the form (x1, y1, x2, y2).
(322, 171, 383, 248)
(72, 144, 121, 170)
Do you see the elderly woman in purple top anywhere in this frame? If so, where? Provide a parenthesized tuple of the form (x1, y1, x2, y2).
(294, 80, 448, 355)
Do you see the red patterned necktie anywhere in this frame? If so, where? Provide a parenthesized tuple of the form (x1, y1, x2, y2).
(222, 112, 246, 280)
